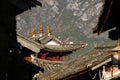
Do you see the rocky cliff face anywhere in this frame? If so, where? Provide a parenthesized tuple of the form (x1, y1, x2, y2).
(16, 0, 113, 46)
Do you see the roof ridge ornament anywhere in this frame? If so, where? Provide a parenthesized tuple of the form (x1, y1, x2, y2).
(40, 24, 43, 34)
(31, 27, 36, 40)
(47, 25, 51, 36)
(39, 24, 44, 37)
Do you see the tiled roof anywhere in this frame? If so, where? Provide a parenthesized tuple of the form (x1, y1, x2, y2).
(44, 43, 88, 52)
(35, 47, 113, 80)
(36, 34, 88, 52)
(38, 34, 62, 44)
(112, 46, 120, 51)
